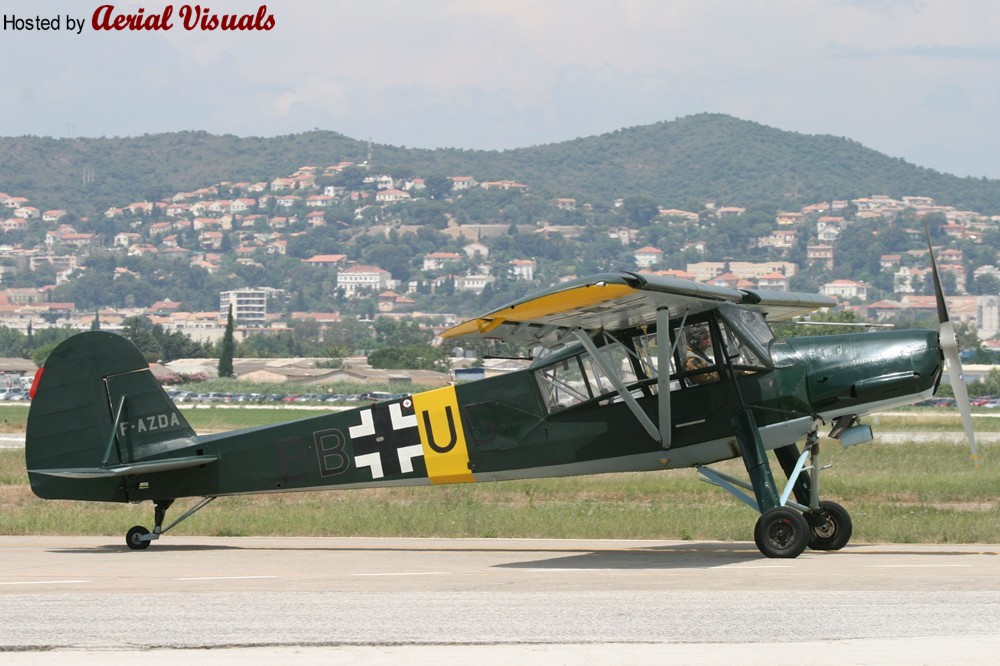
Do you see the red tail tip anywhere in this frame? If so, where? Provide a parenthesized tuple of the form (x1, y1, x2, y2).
(29, 367, 44, 400)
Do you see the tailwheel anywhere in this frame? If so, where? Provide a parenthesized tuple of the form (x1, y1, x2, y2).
(126, 525, 151, 550)
(806, 500, 853, 551)
(754, 506, 809, 558)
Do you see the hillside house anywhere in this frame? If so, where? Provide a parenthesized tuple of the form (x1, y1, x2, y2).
(114, 232, 142, 248)
(728, 261, 798, 279)
(757, 272, 790, 292)
(509, 259, 536, 281)
(3, 197, 29, 209)
(634, 246, 663, 268)
(377, 291, 415, 313)
(454, 274, 494, 294)
(375, 189, 411, 203)
(306, 195, 335, 208)
(807, 244, 834, 271)
(755, 229, 797, 250)
(686, 262, 726, 282)
(46, 231, 97, 249)
(659, 209, 700, 223)
(270, 177, 296, 191)
(303, 254, 346, 268)
(716, 207, 746, 218)
(450, 176, 477, 191)
(423, 252, 462, 271)
(462, 242, 489, 259)
(199, 231, 224, 250)
(880, 254, 902, 271)
(893, 266, 927, 295)
(822, 279, 869, 301)
(337, 265, 393, 296)
(480, 180, 527, 191)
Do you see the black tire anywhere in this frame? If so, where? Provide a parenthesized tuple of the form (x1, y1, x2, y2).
(126, 525, 151, 550)
(753, 506, 809, 558)
(807, 500, 853, 551)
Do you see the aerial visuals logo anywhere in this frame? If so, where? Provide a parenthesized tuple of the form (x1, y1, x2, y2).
(2, 4, 277, 34)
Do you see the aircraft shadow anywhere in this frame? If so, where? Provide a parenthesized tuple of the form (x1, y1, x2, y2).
(48, 544, 244, 554)
(496, 542, 762, 570)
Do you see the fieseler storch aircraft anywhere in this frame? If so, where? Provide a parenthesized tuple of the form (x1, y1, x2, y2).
(24, 244, 978, 558)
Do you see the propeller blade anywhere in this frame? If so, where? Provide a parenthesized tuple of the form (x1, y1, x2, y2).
(926, 223, 979, 467)
(940, 320, 979, 467)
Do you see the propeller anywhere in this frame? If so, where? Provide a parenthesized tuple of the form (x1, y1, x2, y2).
(925, 223, 979, 467)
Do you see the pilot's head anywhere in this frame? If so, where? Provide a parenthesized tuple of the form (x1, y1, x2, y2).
(687, 326, 710, 351)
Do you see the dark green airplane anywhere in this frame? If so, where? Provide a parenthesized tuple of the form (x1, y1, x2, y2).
(24, 261, 977, 558)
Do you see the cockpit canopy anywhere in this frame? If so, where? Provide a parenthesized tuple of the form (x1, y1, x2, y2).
(530, 306, 776, 414)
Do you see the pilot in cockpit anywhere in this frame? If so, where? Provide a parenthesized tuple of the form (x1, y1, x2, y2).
(682, 325, 719, 385)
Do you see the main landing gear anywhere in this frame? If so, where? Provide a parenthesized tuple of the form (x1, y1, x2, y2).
(125, 497, 218, 550)
(698, 414, 853, 559)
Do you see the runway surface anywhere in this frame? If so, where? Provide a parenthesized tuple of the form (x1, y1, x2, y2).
(2, 536, 999, 663)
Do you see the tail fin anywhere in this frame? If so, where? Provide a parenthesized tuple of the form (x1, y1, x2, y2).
(26, 331, 202, 502)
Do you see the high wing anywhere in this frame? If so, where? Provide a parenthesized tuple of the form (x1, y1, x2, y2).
(440, 271, 834, 348)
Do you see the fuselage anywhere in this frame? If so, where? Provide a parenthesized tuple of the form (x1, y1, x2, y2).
(26, 321, 944, 505)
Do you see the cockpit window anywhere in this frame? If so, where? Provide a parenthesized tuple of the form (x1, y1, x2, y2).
(535, 342, 638, 413)
(536, 356, 589, 411)
(718, 320, 766, 371)
(717, 306, 774, 372)
(727, 308, 774, 348)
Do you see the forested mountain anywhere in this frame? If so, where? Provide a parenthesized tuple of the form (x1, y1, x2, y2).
(4, 114, 1000, 217)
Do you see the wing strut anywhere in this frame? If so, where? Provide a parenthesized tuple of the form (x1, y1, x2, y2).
(657, 307, 674, 449)
(572, 329, 661, 444)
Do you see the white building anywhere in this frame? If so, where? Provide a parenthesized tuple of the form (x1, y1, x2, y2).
(455, 274, 495, 294)
(220, 287, 285, 327)
(633, 246, 663, 269)
(337, 265, 393, 297)
(509, 259, 536, 281)
(821, 279, 869, 301)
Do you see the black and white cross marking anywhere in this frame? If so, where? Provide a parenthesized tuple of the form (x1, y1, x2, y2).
(348, 398, 424, 480)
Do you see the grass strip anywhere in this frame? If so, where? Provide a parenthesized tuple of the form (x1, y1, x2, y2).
(2, 439, 995, 543)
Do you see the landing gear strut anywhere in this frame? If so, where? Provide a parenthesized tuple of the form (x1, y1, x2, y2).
(698, 419, 853, 559)
(125, 496, 217, 550)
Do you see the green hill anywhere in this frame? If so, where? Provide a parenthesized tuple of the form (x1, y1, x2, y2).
(3, 114, 1000, 215)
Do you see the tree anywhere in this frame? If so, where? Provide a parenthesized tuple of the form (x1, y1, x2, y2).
(0, 326, 26, 357)
(373, 317, 432, 347)
(621, 196, 660, 226)
(368, 343, 449, 371)
(218, 304, 235, 377)
(120, 316, 162, 362)
(971, 273, 1000, 296)
(423, 175, 453, 200)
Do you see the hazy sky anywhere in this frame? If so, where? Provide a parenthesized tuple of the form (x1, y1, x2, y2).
(4, 1, 1000, 178)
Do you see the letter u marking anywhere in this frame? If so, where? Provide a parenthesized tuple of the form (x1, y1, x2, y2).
(423, 406, 457, 453)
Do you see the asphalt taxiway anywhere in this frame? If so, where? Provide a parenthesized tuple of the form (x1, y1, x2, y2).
(1, 536, 999, 663)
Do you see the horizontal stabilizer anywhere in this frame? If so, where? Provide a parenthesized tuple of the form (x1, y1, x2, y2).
(30, 454, 218, 479)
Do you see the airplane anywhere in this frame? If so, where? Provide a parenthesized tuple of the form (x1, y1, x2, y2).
(24, 249, 977, 559)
